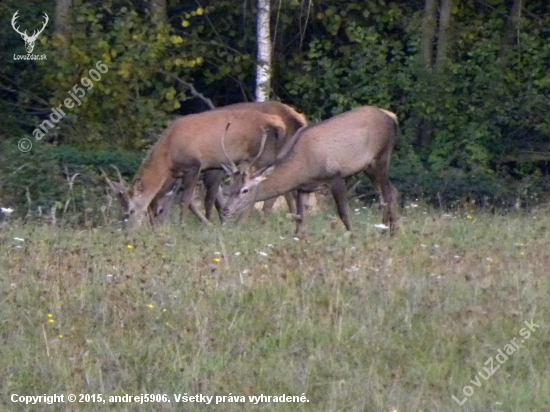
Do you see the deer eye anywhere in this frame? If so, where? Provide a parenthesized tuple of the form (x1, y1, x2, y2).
(241, 188, 249, 194)
(129, 209, 136, 215)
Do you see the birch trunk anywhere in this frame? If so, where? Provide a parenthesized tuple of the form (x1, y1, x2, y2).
(54, 0, 72, 45)
(434, 0, 454, 71)
(421, 0, 437, 70)
(498, 0, 522, 64)
(255, 0, 272, 102)
(151, 0, 167, 25)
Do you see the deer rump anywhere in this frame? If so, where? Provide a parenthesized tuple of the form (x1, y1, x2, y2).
(221, 106, 400, 235)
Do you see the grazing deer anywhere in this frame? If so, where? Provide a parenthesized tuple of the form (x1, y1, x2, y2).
(102, 166, 213, 226)
(145, 101, 307, 224)
(105, 106, 305, 230)
(221, 106, 399, 235)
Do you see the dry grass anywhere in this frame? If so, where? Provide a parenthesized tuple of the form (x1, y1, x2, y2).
(1, 204, 549, 411)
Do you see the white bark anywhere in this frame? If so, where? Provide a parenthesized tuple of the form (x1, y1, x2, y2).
(255, 0, 271, 102)
(55, 0, 72, 44)
(434, 0, 453, 71)
(151, 0, 167, 24)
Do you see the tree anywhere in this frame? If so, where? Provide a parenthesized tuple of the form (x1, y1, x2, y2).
(150, 0, 167, 25)
(255, 0, 271, 102)
(54, 0, 72, 47)
(498, 0, 522, 64)
(434, 0, 454, 71)
(421, 0, 437, 69)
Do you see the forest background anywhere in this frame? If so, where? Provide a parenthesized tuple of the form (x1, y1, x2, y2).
(1, 0, 549, 222)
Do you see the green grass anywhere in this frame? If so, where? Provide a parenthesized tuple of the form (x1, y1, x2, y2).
(1, 204, 549, 411)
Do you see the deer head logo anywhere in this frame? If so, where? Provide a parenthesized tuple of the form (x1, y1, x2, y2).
(11, 11, 49, 54)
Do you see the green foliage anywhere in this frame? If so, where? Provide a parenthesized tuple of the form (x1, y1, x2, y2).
(39, 1, 209, 149)
(283, 0, 550, 204)
(1, 0, 550, 211)
(0, 138, 141, 220)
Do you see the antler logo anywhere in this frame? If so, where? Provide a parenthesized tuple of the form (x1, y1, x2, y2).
(11, 10, 49, 54)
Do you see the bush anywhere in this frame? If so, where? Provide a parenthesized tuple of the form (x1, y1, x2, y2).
(0, 139, 142, 224)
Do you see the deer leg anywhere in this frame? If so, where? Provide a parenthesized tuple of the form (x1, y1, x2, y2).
(188, 202, 212, 226)
(262, 191, 297, 216)
(294, 190, 310, 235)
(364, 168, 399, 235)
(262, 197, 277, 215)
(178, 167, 204, 225)
(384, 181, 399, 235)
(203, 169, 224, 222)
(285, 191, 297, 215)
(330, 177, 352, 231)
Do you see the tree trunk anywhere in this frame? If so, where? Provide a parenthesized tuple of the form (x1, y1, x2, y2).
(417, 0, 439, 149)
(255, 0, 272, 102)
(421, 0, 437, 70)
(54, 0, 72, 45)
(151, 0, 167, 25)
(498, 0, 522, 64)
(434, 0, 454, 71)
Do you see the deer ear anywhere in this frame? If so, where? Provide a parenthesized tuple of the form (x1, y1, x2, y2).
(261, 165, 275, 178)
(253, 175, 268, 184)
(221, 163, 239, 176)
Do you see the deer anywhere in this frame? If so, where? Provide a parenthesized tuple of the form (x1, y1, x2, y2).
(105, 106, 304, 230)
(11, 11, 49, 54)
(102, 166, 213, 227)
(142, 101, 307, 224)
(220, 106, 400, 235)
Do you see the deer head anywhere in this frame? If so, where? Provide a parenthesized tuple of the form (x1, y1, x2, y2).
(12, 11, 49, 54)
(220, 124, 273, 221)
(101, 165, 150, 230)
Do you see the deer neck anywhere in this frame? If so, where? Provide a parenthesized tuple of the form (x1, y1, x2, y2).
(256, 161, 306, 201)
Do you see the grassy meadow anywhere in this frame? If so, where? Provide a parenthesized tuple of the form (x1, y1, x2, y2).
(1, 202, 549, 411)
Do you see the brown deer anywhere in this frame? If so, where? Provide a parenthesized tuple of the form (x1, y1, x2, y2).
(142, 101, 307, 224)
(102, 166, 213, 226)
(106, 106, 304, 230)
(221, 106, 399, 235)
